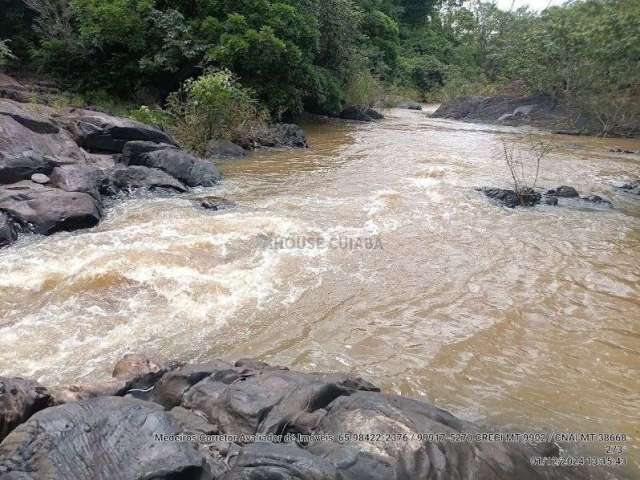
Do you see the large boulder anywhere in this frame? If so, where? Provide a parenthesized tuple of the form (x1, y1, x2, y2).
(432, 94, 563, 129)
(129, 148, 221, 187)
(182, 363, 378, 438)
(109, 166, 188, 193)
(0, 378, 53, 443)
(0, 212, 17, 248)
(0, 100, 86, 163)
(0, 181, 102, 235)
(223, 443, 341, 480)
(206, 139, 247, 159)
(49, 164, 108, 199)
(308, 392, 563, 480)
(0, 151, 59, 185)
(0, 397, 208, 480)
(121, 140, 177, 165)
(58, 108, 174, 153)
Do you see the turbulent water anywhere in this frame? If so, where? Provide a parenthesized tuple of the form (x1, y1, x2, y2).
(1, 107, 639, 472)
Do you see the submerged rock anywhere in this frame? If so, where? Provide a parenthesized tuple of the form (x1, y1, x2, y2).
(0, 181, 102, 235)
(199, 196, 237, 211)
(340, 106, 384, 122)
(0, 397, 208, 480)
(581, 195, 612, 206)
(206, 139, 247, 159)
(0, 377, 52, 442)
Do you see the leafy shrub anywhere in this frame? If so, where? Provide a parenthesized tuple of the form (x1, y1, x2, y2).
(166, 70, 268, 155)
(128, 105, 172, 130)
(344, 71, 383, 109)
(0, 39, 16, 70)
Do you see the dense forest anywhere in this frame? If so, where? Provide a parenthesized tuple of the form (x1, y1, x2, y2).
(1, 0, 639, 136)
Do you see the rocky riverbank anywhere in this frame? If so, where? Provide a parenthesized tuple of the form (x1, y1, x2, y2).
(0, 95, 307, 248)
(0, 355, 610, 480)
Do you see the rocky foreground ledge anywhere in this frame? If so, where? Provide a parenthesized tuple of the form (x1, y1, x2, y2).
(0, 97, 307, 248)
(0, 355, 609, 480)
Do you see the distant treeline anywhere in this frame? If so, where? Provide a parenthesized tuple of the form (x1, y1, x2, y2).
(1, 0, 638, 133)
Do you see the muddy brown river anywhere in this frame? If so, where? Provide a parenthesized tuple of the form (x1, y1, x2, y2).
(1, 107, 639, 473)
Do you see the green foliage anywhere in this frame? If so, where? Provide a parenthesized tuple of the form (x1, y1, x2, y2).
(128, 105, 172, 129)
(0, 40, 16, 70)
(345, 70, 383, 108)
(165, 70, 268, 155)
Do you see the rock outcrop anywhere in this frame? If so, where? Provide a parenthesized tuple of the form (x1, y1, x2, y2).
(432, 95, 569, 130)
(0, 377, 53, 442)
(478, 185, 613, 209)
(0, 356, 606, 480)
(0, 95, 256, 248)
(206, 139, 248, 159)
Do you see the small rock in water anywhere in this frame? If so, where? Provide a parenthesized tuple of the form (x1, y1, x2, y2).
(30, 173, 50, 184)
(205, 139, 247, 159)
(199, 196, 237, 211)
(546, 185, 579, 198)
(610, 148, 637, 154)
(478, 187, 541, 208)
(544, 196, 559, 206)
(581, 195, 612, 206)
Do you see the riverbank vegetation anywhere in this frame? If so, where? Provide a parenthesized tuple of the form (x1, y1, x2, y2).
(1, 0, 638, 136)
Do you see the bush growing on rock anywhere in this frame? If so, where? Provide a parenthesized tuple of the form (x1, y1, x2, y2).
(166, 70, 268, 156)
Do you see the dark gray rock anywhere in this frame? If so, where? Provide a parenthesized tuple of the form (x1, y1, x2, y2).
(0, 181, 102, 235)
(206, 139, 247, 159)
(121, 140, 177, 165)
(0, 151, 58, 185)
(0, 212, 17, 248)
(0, 100, 87, 163)
(0, 397, 208, 480)
(479, 187, 541, 208)
(199, 196, 237, 211)
(182, 365, 378, 438)
(581, 195, 612, 206)
(396, 100, 423, 111)
(223, 443, 341, 480)
(60, 108, 174, 153)
(340, 106, 384, 122)
(130, 148, 221, 187)
(0, 100, 60, 134)
(432, 94, 561, 129)
(309, 392, 562, 480)
(49, 164, 107, 200)
(110, 166, 188, 193)
(153, 360, 237, 409)
(0, 377, 53, 442)
(544, 195, 559, 206)
(547, 185, 579, 198)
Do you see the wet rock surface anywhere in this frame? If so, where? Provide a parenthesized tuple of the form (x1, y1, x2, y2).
(0, 378, 52, 442)
(206, 139, 248, 159)
(479, 185, 614, 210)
(617, 180, 640, 195)
(339, 106, 385, 122)
(0, 356, 604, 480)
(0, 397, 207, 480)
(199, 196, 237, 211)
